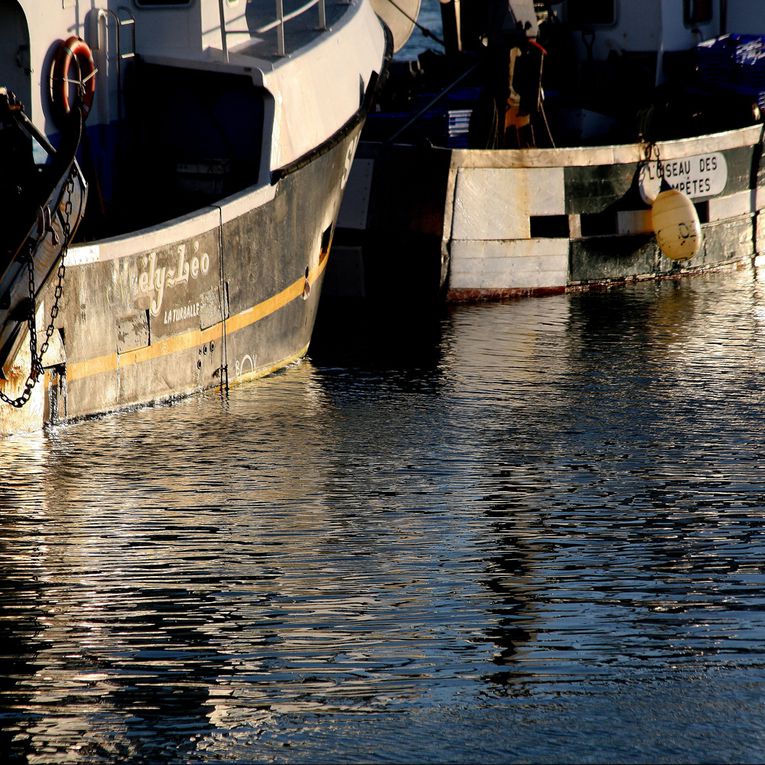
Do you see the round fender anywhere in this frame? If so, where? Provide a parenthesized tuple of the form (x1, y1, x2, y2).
(652, 187, 702, 261)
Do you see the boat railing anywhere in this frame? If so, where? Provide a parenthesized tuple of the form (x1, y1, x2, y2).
(93, 7, 136, 122)
(95, 7, 136, 62)
(218, 0, 328, 59)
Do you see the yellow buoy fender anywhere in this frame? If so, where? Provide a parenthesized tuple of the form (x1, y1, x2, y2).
(651, 188, 702, 261)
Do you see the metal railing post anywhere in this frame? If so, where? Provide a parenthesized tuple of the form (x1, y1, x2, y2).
(276, 0, 286, 55)
(254, 0, 328, 56)
(218, 0, 229, 61)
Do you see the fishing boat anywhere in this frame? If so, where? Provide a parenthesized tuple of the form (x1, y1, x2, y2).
(332, 0, 765, 303)
(0, 0, 388, 435)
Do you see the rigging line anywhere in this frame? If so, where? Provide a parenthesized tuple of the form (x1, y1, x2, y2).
(382, 0, 445, 47)
(385, 61, 479, 144)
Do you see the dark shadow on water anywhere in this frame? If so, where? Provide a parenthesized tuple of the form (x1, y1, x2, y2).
(310, 297, 446, 375)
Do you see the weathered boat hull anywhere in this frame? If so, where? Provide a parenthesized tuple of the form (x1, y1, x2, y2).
(0, 121, 361, 435)
(445, 124, 765, 300)
(333, 123, 765, 302)
(0, 0, 389, 435)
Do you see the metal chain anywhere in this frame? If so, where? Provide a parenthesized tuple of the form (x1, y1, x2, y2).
(0, 171, 73, 408)
(643, 140, 664, 173)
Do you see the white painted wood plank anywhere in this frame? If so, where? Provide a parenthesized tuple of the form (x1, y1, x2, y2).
(708, 189, 753, 222)
(450, 124, 764, 168)
(450, 239, 569, 289)
(451, 167, 565, 240)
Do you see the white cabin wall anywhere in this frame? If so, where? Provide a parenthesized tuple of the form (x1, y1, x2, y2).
(16, 0, 204, 134)
(11, 0, 386, 174)
(607, 0, 662, 54)
(130, 3, 202, 55)
(562, 0, 662, 61)
(562, 0, 722, 62)
(656, 0, 716, 51)
(726, 0, 765, 34)
(16, 1, 76, 130)
(200, 0, 234, 53)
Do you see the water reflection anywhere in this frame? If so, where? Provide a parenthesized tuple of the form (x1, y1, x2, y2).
(1, 271, 765, 762)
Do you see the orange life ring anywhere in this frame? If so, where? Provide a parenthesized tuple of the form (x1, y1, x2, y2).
(50, 35, 96, 126)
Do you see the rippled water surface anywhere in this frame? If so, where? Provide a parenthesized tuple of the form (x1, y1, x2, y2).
(3, 271, 765, 763)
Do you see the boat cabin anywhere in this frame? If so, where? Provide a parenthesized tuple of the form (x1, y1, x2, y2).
(378, 0, 765, 149)
(0, 0, 379, 240)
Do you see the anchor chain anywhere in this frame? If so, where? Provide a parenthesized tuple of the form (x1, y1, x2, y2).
(0, 171, 74, 408)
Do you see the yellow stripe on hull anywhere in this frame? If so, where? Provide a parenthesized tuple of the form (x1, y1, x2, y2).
(67, 254, 328, 384)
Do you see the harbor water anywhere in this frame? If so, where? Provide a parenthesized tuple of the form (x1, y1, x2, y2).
(398, 0, 443, 58)
(1, 268, 765, 763)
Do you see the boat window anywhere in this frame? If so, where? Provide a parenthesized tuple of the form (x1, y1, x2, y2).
(566, 0, 615, 26)
(684, 0, 712, 25)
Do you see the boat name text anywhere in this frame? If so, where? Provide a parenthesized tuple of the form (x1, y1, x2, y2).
(136, 242, 211, 317)
(639, 152, 727, 202)
(164, 302, 201, 325)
